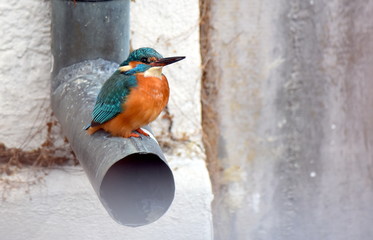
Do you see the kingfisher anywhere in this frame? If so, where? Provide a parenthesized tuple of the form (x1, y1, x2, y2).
(85, 47, 185, 138)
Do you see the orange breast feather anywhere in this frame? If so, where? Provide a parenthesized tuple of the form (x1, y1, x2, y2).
(99, 74, 169, 137)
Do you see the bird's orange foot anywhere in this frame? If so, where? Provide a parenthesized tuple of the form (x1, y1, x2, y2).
(135, 128, 150, 137)
(129, 132, 141, 138)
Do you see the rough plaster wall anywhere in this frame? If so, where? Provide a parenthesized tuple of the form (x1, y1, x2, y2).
(0, 0, 212, 239)
(0, 0, 52, 150)
(131, 0, 202, 147)
(206, 0, 373, 239)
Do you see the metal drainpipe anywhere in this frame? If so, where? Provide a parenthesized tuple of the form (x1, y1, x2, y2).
(50, 0, 175, 227)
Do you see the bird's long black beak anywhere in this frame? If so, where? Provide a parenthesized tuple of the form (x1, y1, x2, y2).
(151, 56, 185, 67)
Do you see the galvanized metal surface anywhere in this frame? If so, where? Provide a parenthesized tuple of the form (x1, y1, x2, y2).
(51, 0, 175, 227)
(51, 0, 130, 79)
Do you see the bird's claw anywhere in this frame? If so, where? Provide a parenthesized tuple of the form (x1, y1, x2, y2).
(135, 128, 150, 137)
(129, 132, 141, 138)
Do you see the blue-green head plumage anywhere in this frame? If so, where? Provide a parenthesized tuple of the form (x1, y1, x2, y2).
(120, 47, 163, 66)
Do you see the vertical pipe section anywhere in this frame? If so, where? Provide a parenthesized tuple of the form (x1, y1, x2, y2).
(51, 0, 129, 76)
(51, 0, 175, 227)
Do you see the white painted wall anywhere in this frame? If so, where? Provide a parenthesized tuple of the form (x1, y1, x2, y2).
(0, 0, 52, 150)
(0, 1, 212, 239)
(131, 0, 203, 143)
(1, 159, 212, 240)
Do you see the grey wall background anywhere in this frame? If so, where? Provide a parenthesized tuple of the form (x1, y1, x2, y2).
(203, 0, 373, 239)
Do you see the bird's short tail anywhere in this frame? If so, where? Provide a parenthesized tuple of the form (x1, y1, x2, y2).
(85, 125, 101, 135)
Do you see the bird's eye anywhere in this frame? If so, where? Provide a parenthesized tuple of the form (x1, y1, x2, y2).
(141, 57, 149, 63)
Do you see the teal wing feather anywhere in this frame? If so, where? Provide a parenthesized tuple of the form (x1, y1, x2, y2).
(90, 71, 137, 126)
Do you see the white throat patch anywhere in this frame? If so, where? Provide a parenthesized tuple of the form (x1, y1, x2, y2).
(144, 67, 163, 79)
(118, 65, 132, 72)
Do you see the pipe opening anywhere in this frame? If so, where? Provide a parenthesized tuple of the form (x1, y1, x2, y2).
(100, 153, 175, 227)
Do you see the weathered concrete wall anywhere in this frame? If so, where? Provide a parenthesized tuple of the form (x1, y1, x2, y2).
(204, 0, 373, 239)
(0, 0, 212, 239)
